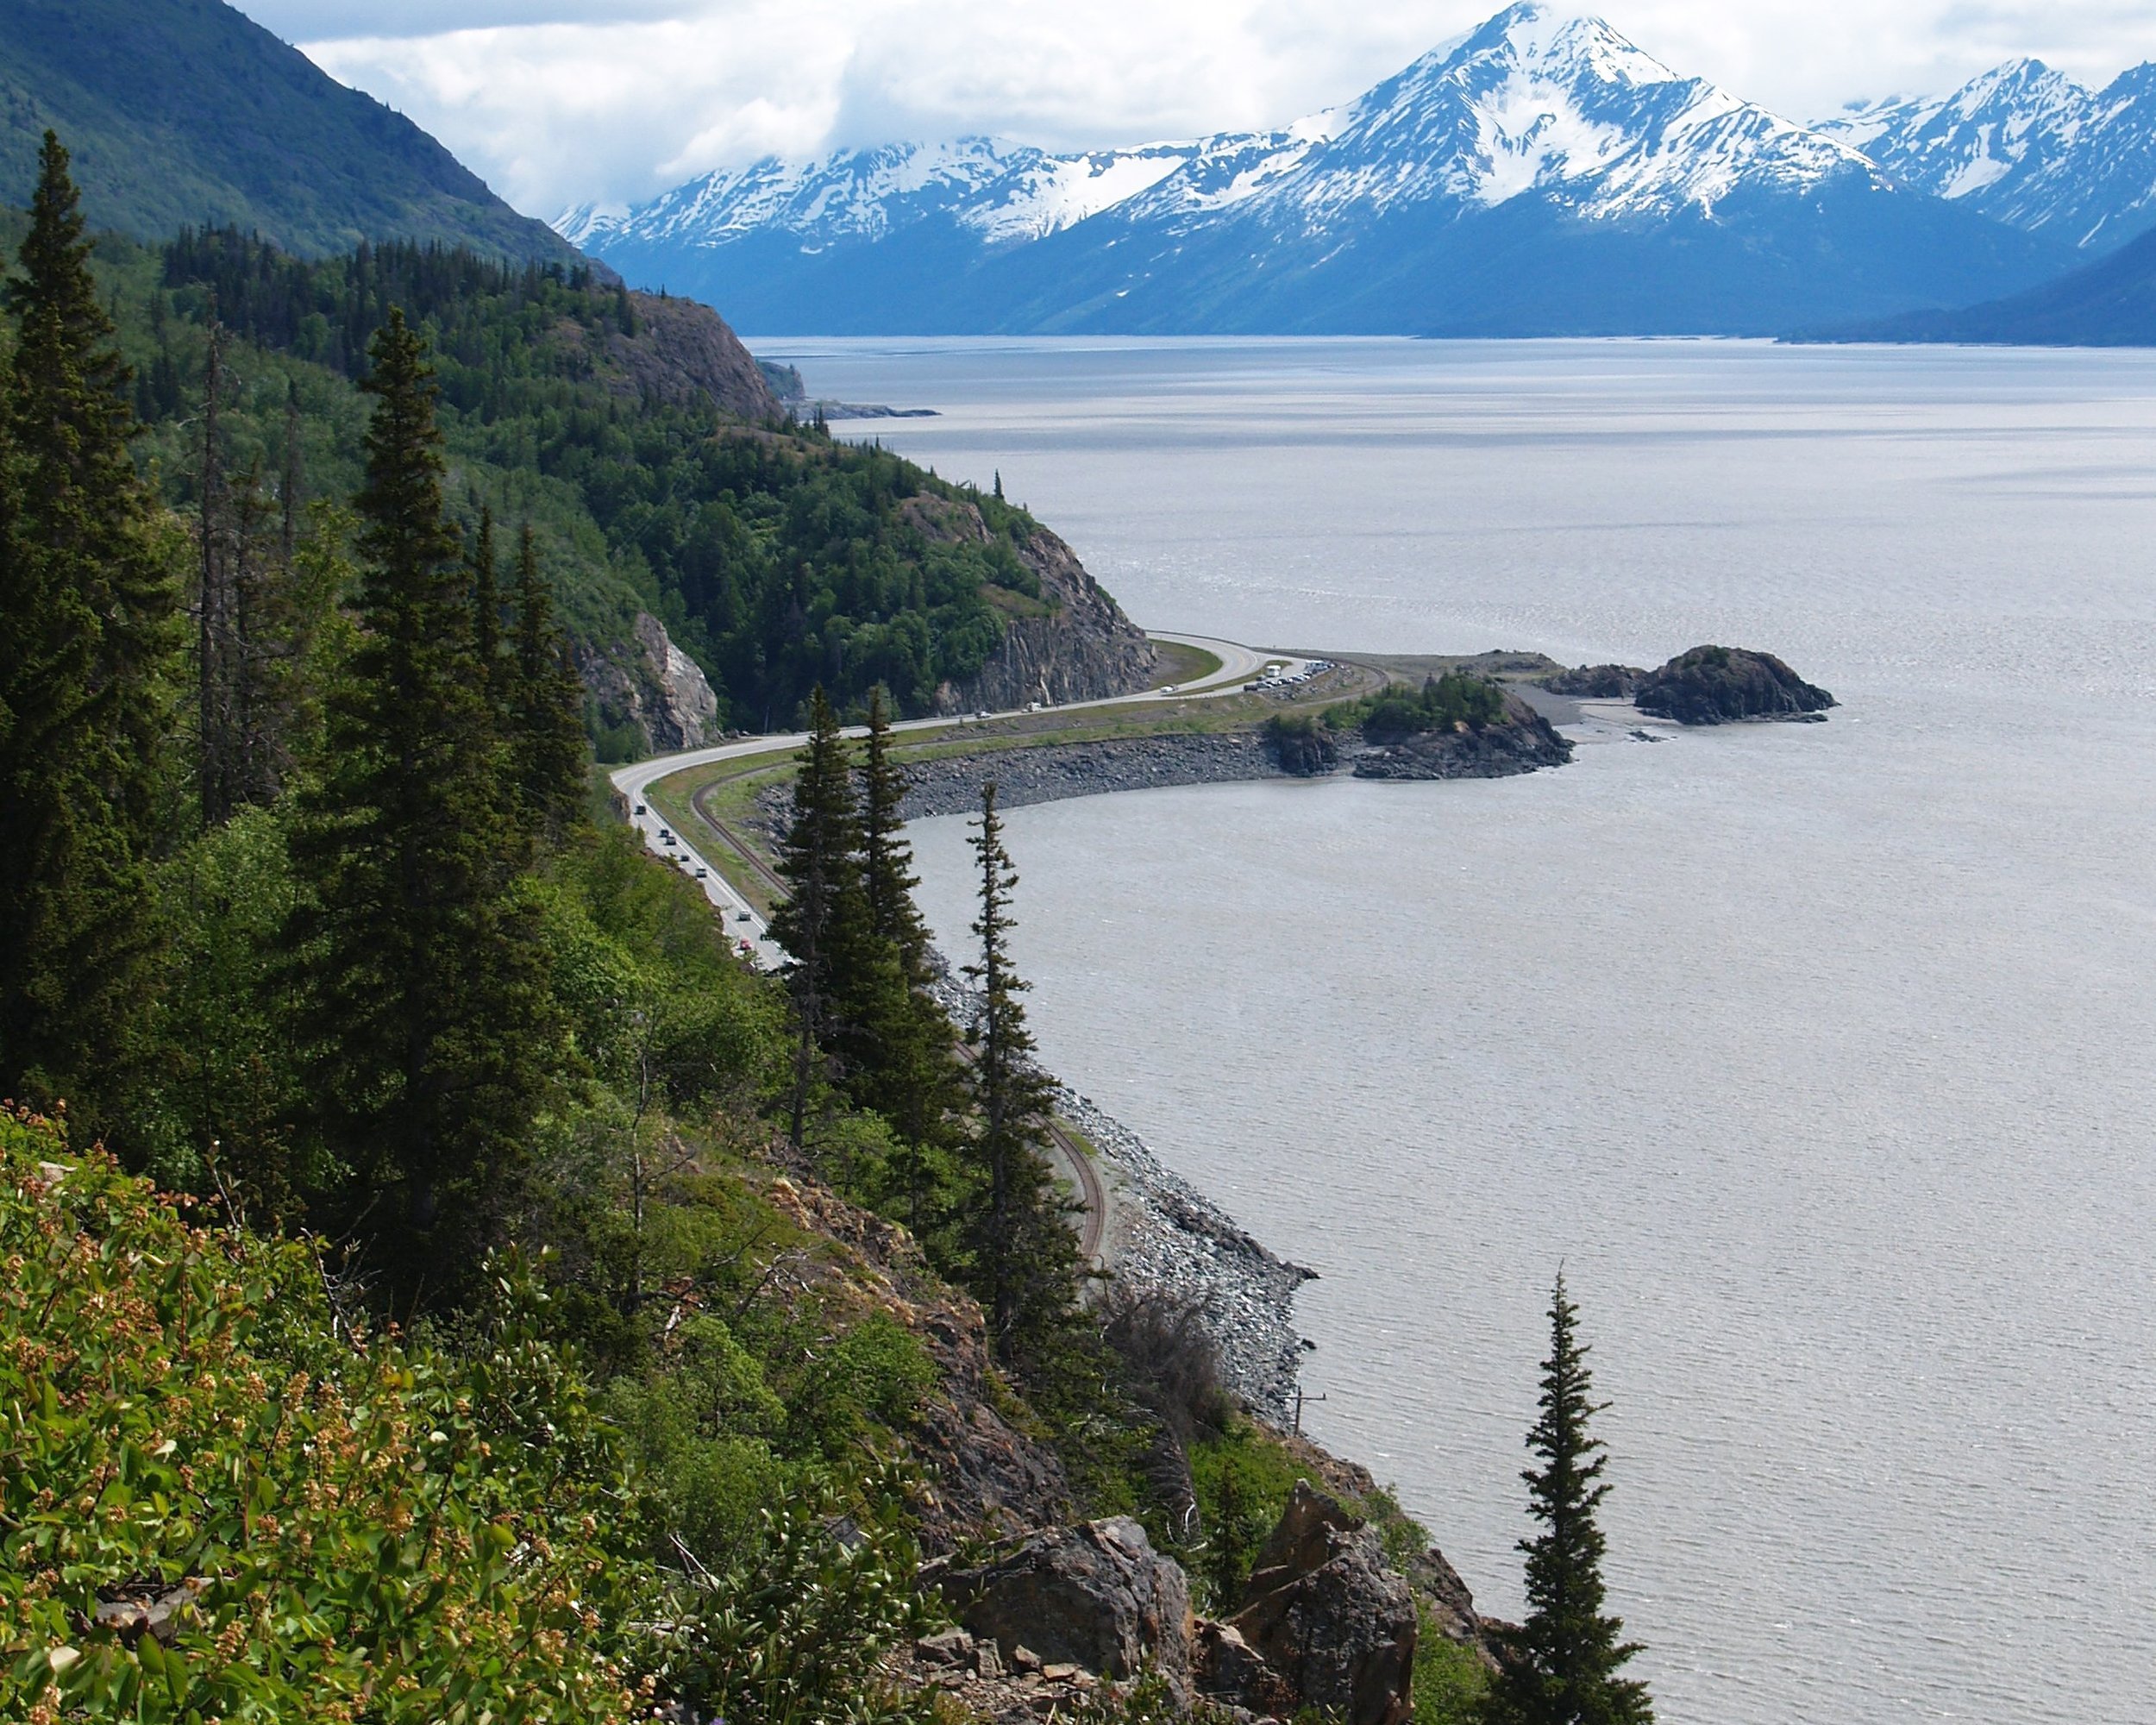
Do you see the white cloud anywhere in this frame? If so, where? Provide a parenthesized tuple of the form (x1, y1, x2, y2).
(242, 1, 2156, 216)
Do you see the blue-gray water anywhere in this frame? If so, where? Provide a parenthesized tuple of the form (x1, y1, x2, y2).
(765, 336, 2156, 1725)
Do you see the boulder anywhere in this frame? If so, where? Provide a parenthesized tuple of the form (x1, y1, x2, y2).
(1192, 1621, 1296, 1717)
(928, 1515, 1193, 1698)
(1226, 1484, 1416, 1725)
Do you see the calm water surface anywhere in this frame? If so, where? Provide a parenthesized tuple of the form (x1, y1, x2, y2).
(763, 337, 2156, 1725)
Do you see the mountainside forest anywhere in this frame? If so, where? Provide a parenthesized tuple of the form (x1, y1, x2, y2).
(0, 0, 581, 265)
(83, 217, 1106, 744)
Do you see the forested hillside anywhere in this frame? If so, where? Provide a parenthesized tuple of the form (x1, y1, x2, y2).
(0, 133, 1509, 1723)
(0, 0, 581, 265)
(88, 221, 1142, 744)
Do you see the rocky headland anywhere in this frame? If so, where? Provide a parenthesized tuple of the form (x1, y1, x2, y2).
(1545, 645, 1836, 724)
(1344, 689, 1574, 778)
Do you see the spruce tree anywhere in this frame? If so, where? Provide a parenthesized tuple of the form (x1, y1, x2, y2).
(0, 132, 178, 1116)
(1482, 1274, 1654, 1725)
(286, 307, 562, 1290)
(768, 687, 877, 1150)
(858, 693, 962, 1122)
(197, 317, 241, 827)
(860, 687, 932, 976)
(505, 524, 589, 840)
(962, 781, 1083, 1365)
(468, 504, 502, 688)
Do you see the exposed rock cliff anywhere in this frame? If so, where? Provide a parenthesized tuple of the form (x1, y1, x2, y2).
(1219, 1484, 1418, 1725)
(901, 497, 1158, 711)
(547, 291, 782, 422)
(577, 611, 722, 754)
(1633, 645, 1836, 724)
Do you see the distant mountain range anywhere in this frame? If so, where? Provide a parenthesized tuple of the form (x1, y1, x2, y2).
(562, 4, 2104, 337)
(0, 0, 580, 266)
(1814, 59, 2156, 254)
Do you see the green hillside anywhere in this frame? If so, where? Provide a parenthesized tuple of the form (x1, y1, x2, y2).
(0, 0, 580, 265)
(103, 223, 1062, 742)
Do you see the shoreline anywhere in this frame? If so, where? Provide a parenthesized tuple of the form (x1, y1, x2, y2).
(924, 964, 1314, 1426)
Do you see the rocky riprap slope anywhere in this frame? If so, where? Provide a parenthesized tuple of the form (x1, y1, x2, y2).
(1055, 1088, 1313, 1424)
(898, 731, 1291, 819)
(886, 698, 1572, 820)
(901, 497, 1159, 712)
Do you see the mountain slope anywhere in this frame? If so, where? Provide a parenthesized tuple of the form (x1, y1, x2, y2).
(0, 0, 581, 264)
(1815, 58, 2156, 253)
(1809, 220, 2156, 345)
(571, 4, 2071, 336)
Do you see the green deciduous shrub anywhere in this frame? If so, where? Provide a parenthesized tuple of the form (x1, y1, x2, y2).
(0, 1108, 648, 1724)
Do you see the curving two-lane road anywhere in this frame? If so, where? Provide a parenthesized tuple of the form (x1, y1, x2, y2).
(611, 633, 1291, 1264)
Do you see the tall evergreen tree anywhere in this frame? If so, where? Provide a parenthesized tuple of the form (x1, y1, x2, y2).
(859, 688, 931, 976)
(197, 317, 241, 827)
(505, 524, 589, 840)
(286, 306, 562, 1291)
(468, 505, 502, 689)
(851, 689, 962, 1223)
(1482, 1274, 1654, 1725)
(962, 782, 1083, 1364)
(768, 687, 877, 1151)
(0, 132, 178, 1116)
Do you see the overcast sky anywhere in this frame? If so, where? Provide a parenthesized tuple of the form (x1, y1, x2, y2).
(229, 1, 2156, 217)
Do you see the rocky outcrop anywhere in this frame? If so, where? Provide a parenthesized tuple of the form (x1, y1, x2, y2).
(1212, 1484, 1418, 1725)
(611, 292, 782, 421)
(1262, 714, 1338, 775)
(925, 1517, 1194, 1698)
(1544, 662, 1646, 698)
(755, 1173, 1072, 1554)
(577, 612, 721, 755)
(1633, 645, 1836, 724)
(1349, 692, 1573, 780)
(901, 497, 1157, 711)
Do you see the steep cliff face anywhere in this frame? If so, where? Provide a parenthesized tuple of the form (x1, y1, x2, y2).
(547, 291, 783, 422)
(903, 497, 1159, 712)
(578, 612, 722, 754)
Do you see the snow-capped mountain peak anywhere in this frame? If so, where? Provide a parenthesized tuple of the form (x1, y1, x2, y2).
(1148, 3, 1877, 231)
(559, 6, 2077, 336)
(1807, 53, 2156, 248)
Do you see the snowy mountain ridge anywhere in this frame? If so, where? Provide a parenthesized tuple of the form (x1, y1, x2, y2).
(567, 7, 1884, 260)
(1815, 56, 2156, 249)
(561, 3, 2074, 336)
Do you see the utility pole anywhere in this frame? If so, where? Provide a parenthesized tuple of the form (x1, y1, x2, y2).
(1292, 1386, 1327, 1435)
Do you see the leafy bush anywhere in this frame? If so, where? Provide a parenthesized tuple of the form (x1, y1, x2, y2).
(1413, 1606, 1492, 1725)
(658, 1469, 937, 1725)
(0, 1109, 648, 1723)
